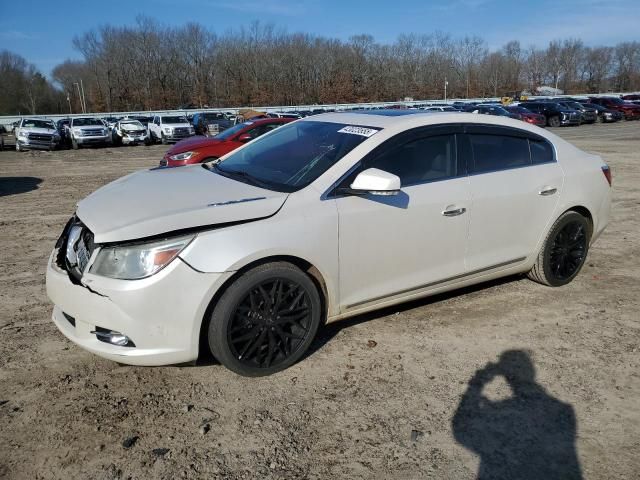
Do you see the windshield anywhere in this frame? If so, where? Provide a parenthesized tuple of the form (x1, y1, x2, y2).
(161, 116, 188, 124)
(73, 118, 103, 127)
(201, 113, 226, 121)
(120, 121, 144, 129)
(215, 122, 252, 140)
(482, 106, 509, 115)
(213, 121, 379, 193)
(22, 119, 55, 129)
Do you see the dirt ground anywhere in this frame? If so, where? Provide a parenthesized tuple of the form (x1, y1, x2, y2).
(0, 122, 638, 480)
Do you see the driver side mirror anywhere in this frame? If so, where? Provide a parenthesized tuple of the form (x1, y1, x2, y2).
(344, 168, 401, 196)
(237, 133, 253, 142)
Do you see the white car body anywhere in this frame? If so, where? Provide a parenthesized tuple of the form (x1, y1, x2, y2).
(46, 112, 611, 367)
(15, 118, 60, 151)
(148, 115, 195, 143)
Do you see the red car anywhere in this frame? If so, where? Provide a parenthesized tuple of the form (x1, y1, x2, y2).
(505, 105, 546, 127)
(589, 97, 640, 120)
(161, 118, 294, 167)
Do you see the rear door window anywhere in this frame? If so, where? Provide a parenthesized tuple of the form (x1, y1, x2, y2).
(468, 134, 530, 173)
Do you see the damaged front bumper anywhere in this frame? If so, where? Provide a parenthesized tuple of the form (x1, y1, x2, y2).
(46, 247, 227, 366)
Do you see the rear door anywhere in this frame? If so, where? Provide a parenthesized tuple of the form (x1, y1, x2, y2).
(462, 125, 563, 271)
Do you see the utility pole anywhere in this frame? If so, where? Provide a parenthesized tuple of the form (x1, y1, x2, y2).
(73, 83, 84, 113)
(80, 79, 87, 113)
(444, 77, 448, 103)
(67, 92, 72, 114)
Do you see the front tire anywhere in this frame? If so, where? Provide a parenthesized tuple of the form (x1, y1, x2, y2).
(548, 115, 561, 127)
(208, 262, 322, 376)
(71, 137, 79, 150)
(528, 211, 591, 287)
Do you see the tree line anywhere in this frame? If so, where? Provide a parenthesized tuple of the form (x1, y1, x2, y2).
(2, 18, 640, 115)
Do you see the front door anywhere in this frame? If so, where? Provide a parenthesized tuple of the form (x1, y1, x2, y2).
(335, 126, 470, 311)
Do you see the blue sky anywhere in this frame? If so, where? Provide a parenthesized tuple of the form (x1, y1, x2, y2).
(1, 0, 638, 77)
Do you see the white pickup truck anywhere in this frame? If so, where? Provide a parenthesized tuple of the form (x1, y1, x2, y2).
(15, 118, 61, 151)
(148, 115, 195, 144)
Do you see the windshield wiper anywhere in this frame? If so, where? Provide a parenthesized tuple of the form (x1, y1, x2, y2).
(213, 165, 274, 190)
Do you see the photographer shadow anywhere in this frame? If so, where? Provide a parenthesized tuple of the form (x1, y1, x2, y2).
(452, 350, 583, 480)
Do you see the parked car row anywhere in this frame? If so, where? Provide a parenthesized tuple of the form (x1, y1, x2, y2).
(442, 96, 637, 127)
(6, 93, 638, 153)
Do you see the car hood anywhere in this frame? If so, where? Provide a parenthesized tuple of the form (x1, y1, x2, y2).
(168, 136, 225, 153)
(21, 127, 57, 134)
(120, 124, 146, 132)
(76, 165, 287, 243)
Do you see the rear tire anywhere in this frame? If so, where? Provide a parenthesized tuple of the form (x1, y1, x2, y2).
(208, 262, 322, 376)
(528, 211, 591, 287)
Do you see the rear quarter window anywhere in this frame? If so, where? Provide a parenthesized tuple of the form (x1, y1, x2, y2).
(529, 139, 555, 164)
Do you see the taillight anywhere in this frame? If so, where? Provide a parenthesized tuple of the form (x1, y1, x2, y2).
(602, 165, 612, 186)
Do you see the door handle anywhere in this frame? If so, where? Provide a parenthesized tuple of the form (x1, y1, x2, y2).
(442, 207, 466, 217)
(538, 186, 557, 196)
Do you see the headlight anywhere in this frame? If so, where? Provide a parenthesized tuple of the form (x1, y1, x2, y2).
(90, 235, 194, 280)
(73, 128, 83, 136)
(164, 127, 172, 133)
(169, 151, 197, 161)
(17, 131, 28, 138)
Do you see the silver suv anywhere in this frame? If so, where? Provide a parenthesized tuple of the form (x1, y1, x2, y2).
(69, 117, 112, 149)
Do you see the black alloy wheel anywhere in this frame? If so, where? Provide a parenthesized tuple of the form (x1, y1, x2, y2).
(548, 221, 587, 281)
(208, 262, 322, 376)
(528, 211, 591, 287)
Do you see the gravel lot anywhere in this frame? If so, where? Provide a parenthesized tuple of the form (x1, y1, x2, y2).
(0, 122, 638, 479)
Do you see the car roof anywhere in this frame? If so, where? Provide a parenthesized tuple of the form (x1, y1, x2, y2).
(301, 111, 548, 134)
(246, 117, 294, 125)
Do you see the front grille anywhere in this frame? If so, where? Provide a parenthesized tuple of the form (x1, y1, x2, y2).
(28, 133, 53, 141)
(173, 127, 190, 136)
(83, 129, 104, 136)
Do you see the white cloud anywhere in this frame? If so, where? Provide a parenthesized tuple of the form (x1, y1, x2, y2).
(0, 30, 37, 40)
(213, 0, 315, 16)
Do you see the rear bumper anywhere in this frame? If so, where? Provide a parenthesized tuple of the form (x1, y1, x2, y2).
(46, 249, 228, 366)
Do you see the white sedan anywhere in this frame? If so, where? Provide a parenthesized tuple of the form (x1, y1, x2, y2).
(46, 111, 611, 376)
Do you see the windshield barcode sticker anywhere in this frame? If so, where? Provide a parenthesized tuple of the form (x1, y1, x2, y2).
(337, 126, 379, 137)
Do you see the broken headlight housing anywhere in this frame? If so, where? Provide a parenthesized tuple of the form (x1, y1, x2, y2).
(90, 235, 195, 280)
